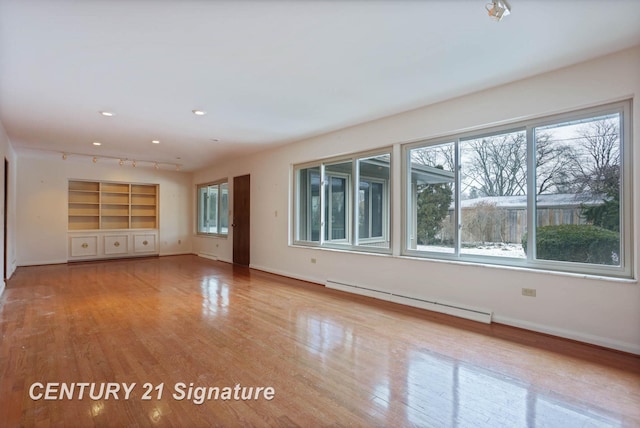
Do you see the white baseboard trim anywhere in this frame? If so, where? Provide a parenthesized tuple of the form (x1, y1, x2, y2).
(198, 253, 232, 264)
(249, 264, 324, 286)
(492, 314, 640, 355)
(18, 258, 68, 267)
(224, 263, 640, 355)
(0, 280, 5, 298)
(326, 279, 493, 324)
(159, 251, 192, 257)
(198, 252, 218, 261)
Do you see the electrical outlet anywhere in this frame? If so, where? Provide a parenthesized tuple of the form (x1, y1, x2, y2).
(522, 288, 537, 297)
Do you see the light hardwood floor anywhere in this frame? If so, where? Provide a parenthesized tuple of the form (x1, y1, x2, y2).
(1, 255, 639, 427)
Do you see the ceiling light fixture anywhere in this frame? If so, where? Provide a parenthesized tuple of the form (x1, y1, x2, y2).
(92, 141, 101, 146)
(192, 110, 206, 116)
(486, 0, 511, 21)
(99, 111, 115, 117)
(152, 140, 160, 144)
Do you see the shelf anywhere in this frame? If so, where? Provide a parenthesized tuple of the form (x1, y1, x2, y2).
(131, 205, 156, 216)
(69, 216, 100, 230)
(101, 207, 130, 216)
(131, 184, 157, 195)
(68, 180, 158, 232)
(69, 181, 100, 192)
(102, 194, 129, 204)
(69, 204, 100, 216)
(102, 183, 130, 193)
(102, 218, 130, 229)
(69, 193, 100, 204)
(131, 217, 157, 229)
(131, 194, 156, 205)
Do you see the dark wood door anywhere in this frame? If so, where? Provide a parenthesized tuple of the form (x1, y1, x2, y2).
(233, 174, 250, 266)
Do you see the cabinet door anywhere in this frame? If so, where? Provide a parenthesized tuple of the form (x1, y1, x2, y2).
(104, 235, 129, 255)
(133, 233, 157, 253)
(70, 236, 98, 257)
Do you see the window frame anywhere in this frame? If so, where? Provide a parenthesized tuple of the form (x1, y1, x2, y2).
(401, 100, 633, 278)
(358, 176, 387, 243)
(293, 149, 392, 253)
(196, 179, 229, 237)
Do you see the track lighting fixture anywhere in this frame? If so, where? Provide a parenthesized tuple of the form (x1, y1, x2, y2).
(486, 0, 511, 21)
(57, 152, 181, 171)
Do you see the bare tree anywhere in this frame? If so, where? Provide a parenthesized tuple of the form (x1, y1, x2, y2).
(569, 119, 620, 194)
(461, 132, 527, 197)
(535, 132, 575, 194)
(410, 144, 454, 170)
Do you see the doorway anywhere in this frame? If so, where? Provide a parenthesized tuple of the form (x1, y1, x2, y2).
(232, 174, 250, 266)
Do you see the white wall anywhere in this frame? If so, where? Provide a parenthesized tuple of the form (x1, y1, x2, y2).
(0, 120, 18, 290)
(194, 46, 640, 354)
(16, 151, 193, 265)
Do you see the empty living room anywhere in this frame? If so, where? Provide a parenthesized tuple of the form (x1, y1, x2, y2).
(0, 1, 639, 427)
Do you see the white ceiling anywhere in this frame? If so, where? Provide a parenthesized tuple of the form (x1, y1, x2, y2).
(1, 1, 639, 171)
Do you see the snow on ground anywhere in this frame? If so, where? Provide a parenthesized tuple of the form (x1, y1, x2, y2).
(417, 242, 526, 258)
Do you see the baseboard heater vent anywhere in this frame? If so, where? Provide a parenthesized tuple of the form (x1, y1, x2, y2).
(326, 279, 492, 324)
(198, 252, 219, 261)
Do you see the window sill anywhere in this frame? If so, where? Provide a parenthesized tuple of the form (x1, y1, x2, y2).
(289, 243, 637, 284)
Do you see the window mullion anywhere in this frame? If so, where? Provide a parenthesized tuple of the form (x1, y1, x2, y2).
(319, 164, 326, 246)
(216, 184, 222, 235)
(353, 160, 360, 246)
(454, 139, 461, 257)
(526, 126, 536, 261)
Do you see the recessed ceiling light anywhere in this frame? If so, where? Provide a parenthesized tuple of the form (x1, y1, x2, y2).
(92, 141, 101, 146)
(192, 110, 206, 116)
(99, 111, 114, 117)
(152, 140, 160, 144)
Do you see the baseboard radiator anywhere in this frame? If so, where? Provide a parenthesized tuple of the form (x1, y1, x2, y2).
(198, 252, 219, 261)
(325, 279, 493, 324)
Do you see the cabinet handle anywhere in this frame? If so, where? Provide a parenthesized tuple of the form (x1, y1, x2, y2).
(114, 241, 120, 247)
(81, 243, 88, 249)
(143, 240, 148, 246)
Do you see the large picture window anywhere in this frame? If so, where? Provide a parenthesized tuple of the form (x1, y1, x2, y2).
(197, 181, 229, 236)
(291, 101, 631, 278)
(294, 152, 391, 251)
(404, 101, 631, 277)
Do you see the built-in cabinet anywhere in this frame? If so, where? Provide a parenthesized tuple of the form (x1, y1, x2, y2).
(68, 180, 159, 261)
